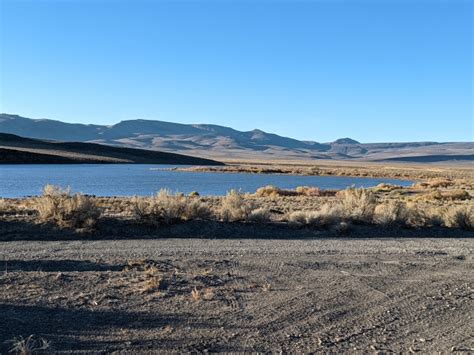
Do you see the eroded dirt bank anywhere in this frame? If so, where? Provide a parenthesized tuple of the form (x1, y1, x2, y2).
(1, 238, 473, 353)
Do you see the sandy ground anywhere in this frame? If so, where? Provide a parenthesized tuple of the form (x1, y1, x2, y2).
(1, 238, 473, 353)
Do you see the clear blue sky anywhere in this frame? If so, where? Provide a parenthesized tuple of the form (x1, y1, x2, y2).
(0, 0, 472, 142)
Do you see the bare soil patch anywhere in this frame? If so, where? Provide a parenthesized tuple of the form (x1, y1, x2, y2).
(1, 238, 472, 353)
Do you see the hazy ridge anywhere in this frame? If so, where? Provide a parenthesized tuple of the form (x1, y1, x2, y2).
(1, 114, 472, 162)
(0, 132, 222, 165)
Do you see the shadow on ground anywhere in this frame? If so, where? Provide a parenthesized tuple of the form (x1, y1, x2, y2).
(1, 217, 473, 241)
(0, 303, 216, 352)
(3, 259, 124, 272)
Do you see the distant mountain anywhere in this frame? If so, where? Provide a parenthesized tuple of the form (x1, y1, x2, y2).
(332, 138, 360, 145)
(0, 133, 223, 165)
(1, 114, 472, 162)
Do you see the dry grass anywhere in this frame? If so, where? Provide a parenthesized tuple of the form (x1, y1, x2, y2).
(442, 206, 473, 230)
(174, 162, 474, 181)
(337, 187, 377, 224)
(254, 185, 336, 198)
(202, 287, 215, 300)
(0, 198, 10, 214)
(248, 207, 271, 222)
(288, 204, 343, 227)
(191, 287, 201, 302)
(295, 186, 338, 197)
(415, 189, 471, 202)
(285, 188, 453, 229)
(32, 184, 101, 230)
(132, 189, 211, 225)
(7, 335, 50, 355)
(372, 183, 404, 192)
(373, 201, 408, 226)
(141, 276, 163, 293)
(255, 185, 294, 197)
(220, 190, 261, 222)
(3, 179, 474, 232)
(413, 178, 455, 189)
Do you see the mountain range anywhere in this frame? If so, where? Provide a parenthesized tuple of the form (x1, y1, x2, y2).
(1, 114, 472, 162)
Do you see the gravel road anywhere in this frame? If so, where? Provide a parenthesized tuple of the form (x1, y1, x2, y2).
(1, 238, 473, 353)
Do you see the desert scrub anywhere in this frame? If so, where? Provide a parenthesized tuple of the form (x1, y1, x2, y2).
(372, 183, 403, 192)
(132, 189, 211, 225)
(248, 207, 272, 222)
(287, 203, 343, 227)
(373, 201, 408, 226)
(413, 178, 455, 189)
(442, 205, 474, 230)
(336, 187, 377, 224)
(416, 189, 471, 202)
(255, 185, 337, 198)
(32, 184, 101, 230)
(255, 185, 298, 197)
(0, 198, 11, 214)
(220, 189, 265, 222)
(295, 186, 338, 197)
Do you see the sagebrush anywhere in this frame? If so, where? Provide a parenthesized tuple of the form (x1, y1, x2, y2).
(33, 184, 101, 230)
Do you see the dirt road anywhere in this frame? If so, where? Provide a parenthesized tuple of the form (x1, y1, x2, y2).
(1, 238, 473, 353)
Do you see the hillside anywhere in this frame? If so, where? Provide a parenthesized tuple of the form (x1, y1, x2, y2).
(1, 114, 472, 162)
(0, 133, 223, 165)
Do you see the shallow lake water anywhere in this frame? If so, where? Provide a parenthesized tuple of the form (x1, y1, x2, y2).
(0, 164, 413, 197)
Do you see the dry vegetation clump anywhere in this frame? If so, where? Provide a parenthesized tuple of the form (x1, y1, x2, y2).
(285, 187, 464, 229)
(412, 178, 455, 189)
(0, 198, 11, 214)
(373, 183, 404, 192)
(287, 203, 344, 227)
(248, 207, 272, 222)
(32, 184, 101, 230)
(132, 189, 211, 225)
(141, 276, 163, 293)
(191, 287, 201, 302)
(255, 185, 298, 197)
(7, 335, 50, 354)
(220, 189, 269, 222)
(414, 189, 472, 202)
(295, 186, 338, 197)
(254, 185, 337, 198)
(373, 201, 410, 227)
(337, 187, 377, 224)
(287, 210, 311, 225)
(442, 206, 474, 230)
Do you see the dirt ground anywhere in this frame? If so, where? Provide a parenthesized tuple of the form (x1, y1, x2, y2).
(1, 238, 473, 353)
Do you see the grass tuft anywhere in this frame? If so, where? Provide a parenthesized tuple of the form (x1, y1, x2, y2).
(337, 187, 377, 224)
(442, 206, 473, 230)
(132, 189, 211, 225)
(32, 184, 100, 230)
(7, 335, 50, 355)
(220, 190, 260, 222)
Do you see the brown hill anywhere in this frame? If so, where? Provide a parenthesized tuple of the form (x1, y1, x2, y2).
(0, 133, 223, 165)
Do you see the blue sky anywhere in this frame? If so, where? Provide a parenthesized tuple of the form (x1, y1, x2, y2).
(0, 0, 472, 143)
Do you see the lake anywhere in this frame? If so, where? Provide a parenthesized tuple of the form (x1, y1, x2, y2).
(0, 164, 413, 198)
